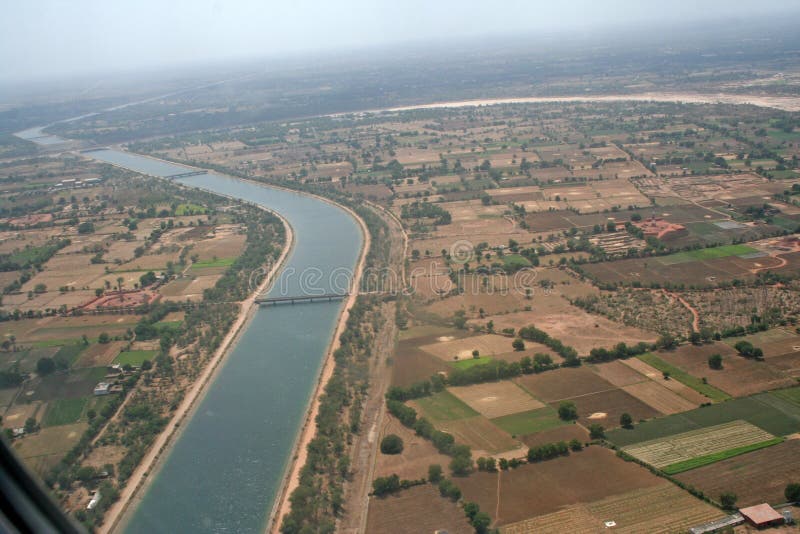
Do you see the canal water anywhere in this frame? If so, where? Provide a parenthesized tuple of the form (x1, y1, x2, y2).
(82, 150, 363, 532)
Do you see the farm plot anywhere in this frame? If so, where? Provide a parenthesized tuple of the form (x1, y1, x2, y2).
(656, 344, 795, 398)
(675, 439, 800, 507)
(74, 341, 124, 368)
(458, 447, 664, 527)
(365, 484, 472, 534)
(113, 350, 157, 366)
(563, 388, 660, 428)
(437, 416, 521, 454)
(449, 381, 544, 419)
(622, 420, 776, 470)
(41, 397, 88, 427)
(391, 344, 450, 387)
(620, 358, 710, 405)
(12, 422, 88, 476)
(622, 381, 699, 415)
(607, 392, 800, 448)
(420, 334, 519, 362)
(373, 415, 451, 481)
(502, 483, 724, 534)
(516, 366, 616, 402)
(519, 424, 589, 448)
(491, 406, 567, 436)
(411, 390, 478, 421)
(636, 352, 731, 401)
(591, 360, 647, 387)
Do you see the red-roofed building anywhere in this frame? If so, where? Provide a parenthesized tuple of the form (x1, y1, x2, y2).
(739, 503, 784, 529)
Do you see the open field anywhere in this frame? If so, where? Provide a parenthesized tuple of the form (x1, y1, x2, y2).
(675, 439, 800, 507)
(390, 343, 450, 387)
(457, 446, 665, 526)
(41, 397, 89, 427)
(517, 366, 616, 402)
(12, 423, 88, 476)
(74, 341, 124, 368)
(656, 344, 796, 398)
(365, 484, 472, 534)
(113, 350, 157, 366)
(620, 358, 711, 405)
(621, 381, 700, 415)
(607, 388, 800, 447)
(411, 390, 478, 421)
(421, 333, 524, 362)
(491, 406, 567, 436)
(637, 353, 732, 401)
(622, 420, 776, 469)
(437, 416, 521, 454)
(449, 381, 544, 419)
(562, 388, 661, 428)
(519, 423, 589, 448)
(502, 483, 725, 534)
(373, 415, 451, 481)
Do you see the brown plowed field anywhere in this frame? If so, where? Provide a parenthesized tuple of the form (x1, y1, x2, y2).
(457, 446, 664, 526)
(365, 484, 472, 534)
(675, 439, 800, 507)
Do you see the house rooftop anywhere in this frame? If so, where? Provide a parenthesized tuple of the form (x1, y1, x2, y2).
(740, 503, 783, 525)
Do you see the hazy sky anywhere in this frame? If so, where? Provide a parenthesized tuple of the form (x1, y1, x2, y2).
(2, 0, 800, 82)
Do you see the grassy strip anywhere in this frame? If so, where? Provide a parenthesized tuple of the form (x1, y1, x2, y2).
(42, 397, 88, 427)
(638, 353, 731, 402)
(661, 438, 783, 474)
(450, 356, 494, 370)
(659, 244, 756, 265)
(192, 257, 236, 269)
(414, 390, 479, 422)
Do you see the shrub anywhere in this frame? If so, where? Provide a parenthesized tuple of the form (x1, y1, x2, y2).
(380, 434, 404, 455)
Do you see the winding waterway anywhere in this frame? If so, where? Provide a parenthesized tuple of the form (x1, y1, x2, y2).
(81, 151, 363, 532)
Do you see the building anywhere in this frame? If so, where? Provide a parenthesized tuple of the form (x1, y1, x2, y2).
(739, 503, 784, 529)
(93, 382, 110, 396)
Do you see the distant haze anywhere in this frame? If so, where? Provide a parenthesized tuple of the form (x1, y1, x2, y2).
(3, 0, 800, 82)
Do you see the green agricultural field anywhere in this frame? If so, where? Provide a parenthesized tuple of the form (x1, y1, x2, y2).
(772, 386, 800, 407)
(658, 244, 757, 266)
(42, 397, 88, 427)
(174, 203, 207, 215)
(414, 390, 479, 422)
(661, 438, 783, 475)
(607, 392, 800, 448)
(53, 343, 86, 367)
(450, 356, 494, 370)
(637, 353, 730, 402)
(192, 257, 236, 269)
(491, 406, 566, 436)
(113, 350, 157, 366)
(502, 254, 532, 271)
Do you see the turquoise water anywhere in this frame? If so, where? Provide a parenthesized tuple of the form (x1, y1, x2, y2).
(79, 151, 362, 533)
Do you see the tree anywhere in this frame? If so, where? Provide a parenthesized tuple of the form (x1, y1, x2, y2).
(24, 417, 37, 434)
(36, 357, 55, 376)
(450, 454, 473, 476)
(380, 434, 404, 455)
(719, 492, 737, 510)
(620, 413, 633, 429)
(512, 338, 525, 351)
(569, 439, 583, 451)
(472, 350, 480, 359)
(98, 332, 110, 344)
(471, 511, 491, 534)
(77, 221, 95, 234)
(116, 276, 124, 292)
(428, 464, 443, 484)
(589, 424, 605, 440)
(689, 331, 702, 345)
(657, 333, 677, 350)
(785, 483, 800, 503)
(708, 354, 723, 370)
(141, 359, 153, 371)
(372, 474, 401, 496)
(558, 401, 578, 421)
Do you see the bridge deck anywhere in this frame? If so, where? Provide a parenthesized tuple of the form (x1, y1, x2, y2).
(255, 292, 349, 305)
